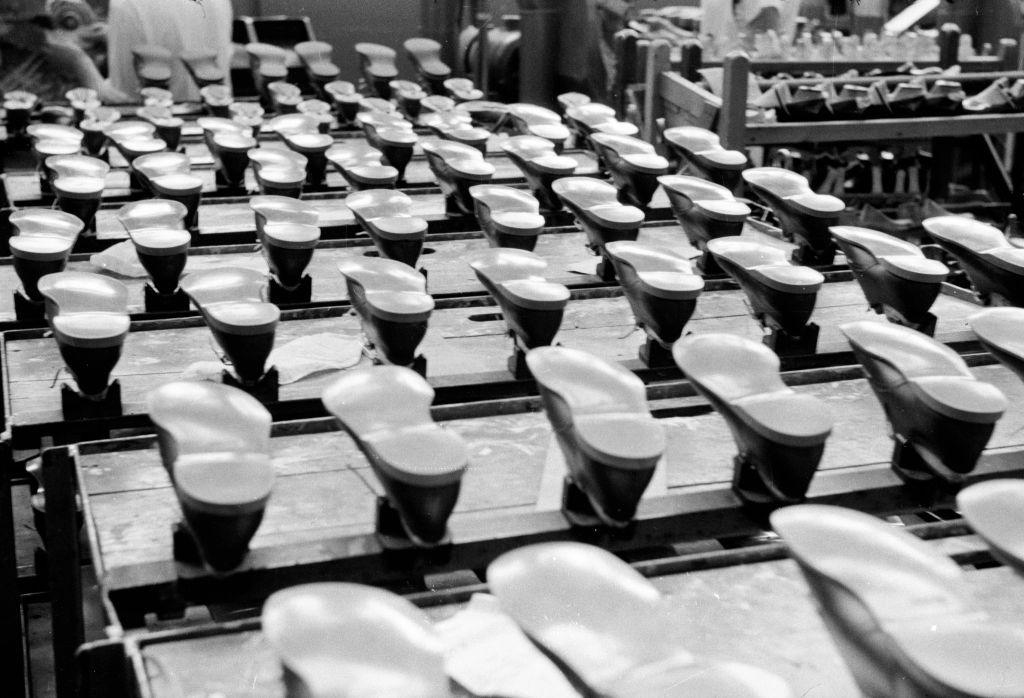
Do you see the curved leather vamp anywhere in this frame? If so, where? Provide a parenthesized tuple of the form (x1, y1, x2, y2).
(150, 174, 203, 195)
(566, 102, 616, 125)
(346, 189, 414, 221)
(284, 132, 334, 153)
(831, 226, 921, 257)
(355, 42, 399, 78)
(659, 176, 737, 203)
(46, 154, 110, 180)
(527, 346, 649, 414)
(591, 133, 655, 156)
(249, 196, 318, 226)
(347, 164, 399, 183)
(10, 235, 73, 261)
(375, 128, 419, 147)
(707, 238, 789, 267)
(149, 381, 272, 456)
(491, 211, 546, 233)
(970, 308, 1024, 362)
(371, 215, 429, 239)
(12, 209, 85, 239)
(841, 321, 974, 379)
(487, 542, 680, 690)
(52, 176, 104, 199)
(117, 199, 188, 232)
(527, 123, 570, 141)
(750, 264, 826, 293)
(28, 123, 83, 143)
(133, 151, 189, 179)
(909, 376, 1007, 423)
(529, 153, 577, 174)
(129, 228, 191, 255)
(576, 413, 665, 469)
(923, 216, 1008, 252)
(676, 334, 785, 400)
(508, 103, 562, 124)
(251, 148, 308, 171)
(784, 192, 846, 217)
(502, 135, 558, 161)
(958, 479, 1024, 566)
(339, 258, 426, 293)
(877, 255, 949, 282)
(404, 37, 451, 78)
(663, 126, 720, 152)
(115, 137, 167, 158)
(267, 114, 319, 137)
(553, 177, 619, 208)
(389, 79, 426, 98)
(732, 391, 833, 447)
(499, 279, 570, 310)
(448, 159, 496, 179)
(588, 203, 645, 229)
(212, 132, 257, 152)
(743, 167, 810, 197)
(205, 301, 280, 336)
(181, 268, 267, 305)
(770, 505, 969, 623)
(887, 621, 1024, 697)
(257, 166, 306, 185)
(363, 290, 435, 321)
(470, 185, 541, 213)
(696, 149, 748, 167)
(53, 312, 130, 348)
(174, 452, 274, 515)
(263, 222, 321, 249)
(262, 582, 447, 698)
(635, 270, 704, 300)
(39, 271, 130, 314)
(470, 248, 549, 282)
(620, 152, 671, 174)
(327, 142, 383, 168)
(294, 41, 340, 77)
(698, 198, 752, 220)
(982, 246, 1024, 274)
(364, 426, 467, 486)
(33, 140, 80, 158)
(592, 121, 639, 136)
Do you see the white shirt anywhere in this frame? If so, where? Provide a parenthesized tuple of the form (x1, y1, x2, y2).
(701, 0, 802, 44)
(106, 0, 232, 101)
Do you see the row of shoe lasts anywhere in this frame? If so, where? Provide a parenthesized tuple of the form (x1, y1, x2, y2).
(756, 73, 1024, 123)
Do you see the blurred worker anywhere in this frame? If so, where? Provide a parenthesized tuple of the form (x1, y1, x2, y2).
(106, 0, 233, 101)
(700, 0, 803, 47)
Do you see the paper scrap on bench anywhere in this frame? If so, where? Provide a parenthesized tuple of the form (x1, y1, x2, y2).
(566, 257, 600, 276)
(267, 333, 363, 383)
(181, 334, 363, 384)
(436, 593, 580, 698)
(88, 240, 148, 278)
(535, 435, 667, 512)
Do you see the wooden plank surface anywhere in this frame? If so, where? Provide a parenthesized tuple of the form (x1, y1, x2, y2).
(133, 553, 1024, 698)
(6, 147, 601, 204)
(76, 362, 1024, 573)
(0, 222, 786, 322)
(3, 278, 983, 427)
